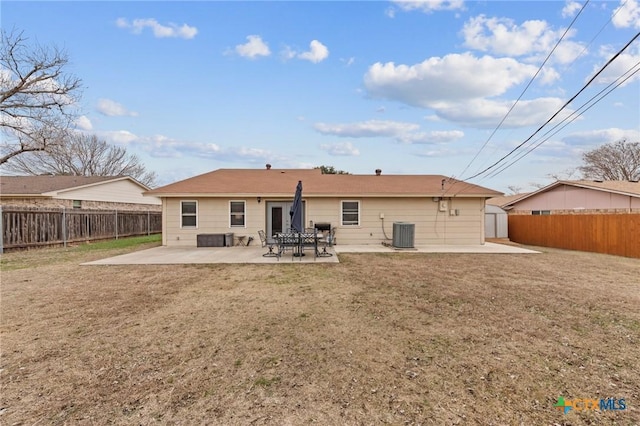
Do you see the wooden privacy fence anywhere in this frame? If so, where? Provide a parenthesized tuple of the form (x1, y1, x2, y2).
(0, 207, 162, 251)
(508, 214, 640, 259)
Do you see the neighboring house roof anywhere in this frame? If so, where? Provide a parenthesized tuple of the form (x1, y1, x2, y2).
(0, 175, 150, 197)
(503, 180, 640, 208)
(487, 193, 530, 208)
(146, 168, 502, 198)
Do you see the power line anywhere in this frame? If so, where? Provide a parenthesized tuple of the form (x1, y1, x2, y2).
(455, 0, 590, 180)
(463, 30, 640, 182)
(483, 62, 640, 180)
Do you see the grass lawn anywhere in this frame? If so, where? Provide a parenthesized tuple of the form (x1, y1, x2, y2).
(1, 239, 639, 424)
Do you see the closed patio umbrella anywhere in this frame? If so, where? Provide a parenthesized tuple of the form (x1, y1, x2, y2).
(289, 180, 303, 233)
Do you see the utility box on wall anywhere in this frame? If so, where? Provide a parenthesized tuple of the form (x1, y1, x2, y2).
(392, 222, 415, 248)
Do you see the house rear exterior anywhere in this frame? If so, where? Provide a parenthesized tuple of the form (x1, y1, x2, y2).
(146, 167, 502, 247)
(0, 175, 161, 211)
(503, 180, 640, 214)
(502, 180, 640, 258)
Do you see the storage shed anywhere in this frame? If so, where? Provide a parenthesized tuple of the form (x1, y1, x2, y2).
(485, 204, 508, 239)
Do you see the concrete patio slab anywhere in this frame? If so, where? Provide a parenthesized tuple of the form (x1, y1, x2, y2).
(82, 242, 538, 265)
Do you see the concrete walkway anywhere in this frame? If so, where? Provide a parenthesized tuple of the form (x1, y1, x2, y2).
(83, 242, 538, 265)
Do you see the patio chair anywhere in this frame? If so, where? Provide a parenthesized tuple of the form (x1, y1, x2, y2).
(328, 227, 337, 246)
(258, 230, 277, 257)
(318, 227, 336, 257)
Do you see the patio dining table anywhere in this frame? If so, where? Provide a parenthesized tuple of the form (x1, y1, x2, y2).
(275, 231, 321, 260)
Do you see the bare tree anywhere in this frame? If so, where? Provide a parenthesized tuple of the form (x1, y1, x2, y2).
(579, 139, 640, 181)
(506, 185, 523, 195)
(527, 182, 546, 190)
(1, 29, 82, 165)
(547, 167, 579, 181)
(4, 133, 157, 187)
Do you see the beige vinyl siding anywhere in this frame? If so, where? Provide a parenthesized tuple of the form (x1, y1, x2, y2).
(162, 196, 486, 247)
(54, 179, 161, 205)
(164, 197, 265, 246)
(307, 197, 484, 245)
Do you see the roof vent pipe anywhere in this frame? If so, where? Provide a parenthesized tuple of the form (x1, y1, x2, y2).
(375, 169, 382, 176)
(266, 164, 272, 170)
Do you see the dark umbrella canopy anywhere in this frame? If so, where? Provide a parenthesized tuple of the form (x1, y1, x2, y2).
(289, 180, 303, 232)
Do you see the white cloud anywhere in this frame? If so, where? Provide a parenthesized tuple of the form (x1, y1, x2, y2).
(314, 120, 463, 145)
(461, 15, 584, 64)
(391, 0, 465, 14)
(75, 116, 93, 131)
(396, 130, 464, 144)
(96, 99, 138, 117)
(283, 40, 330, 63)
(101, 130, 139, 145)
(314, 120, 419, 137)
(364, 53, 538, 107)
(612, 0, 640, 28)
(298, 40, 329, 63)
(232, 147, 271, 160)
(562, 1, 582, 18)
(433, 97, 569, 128)
(235, 35, 271, 59)
(342, 57, 355, 67)
(362, 53, 577, 129)
(320, 142, 360, 156)
(592, 45, 640, 87)
(280, 46, 297, 60)
(115, 18, 197, 39)
(99, 130, 277, 162)
(413, 146, 472, 158)
(561, 128, 640, 146)
(136, 135, 223, 158)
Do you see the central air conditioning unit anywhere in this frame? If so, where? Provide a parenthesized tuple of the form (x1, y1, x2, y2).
(392, 222, 415, 248)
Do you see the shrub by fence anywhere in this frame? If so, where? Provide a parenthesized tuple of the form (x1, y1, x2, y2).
(508, 214, 640, 259)
(0, 207, 162, 251)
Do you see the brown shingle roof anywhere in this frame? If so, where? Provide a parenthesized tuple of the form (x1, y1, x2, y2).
(501, 179, 640, 207)
(562, 180, 640, 196)
(487, 193, 530, 208)
(0, 175, 125, 196)
(146, 168, 502, 197)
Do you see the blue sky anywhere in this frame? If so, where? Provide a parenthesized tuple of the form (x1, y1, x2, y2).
(3, 0, 639, 192)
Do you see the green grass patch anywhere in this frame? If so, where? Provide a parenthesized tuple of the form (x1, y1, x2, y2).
(0, 234, 162, 271)
(73, 234, 161, 252)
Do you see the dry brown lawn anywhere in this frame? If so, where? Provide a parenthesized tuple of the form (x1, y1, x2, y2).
(1, 242, 639, 425)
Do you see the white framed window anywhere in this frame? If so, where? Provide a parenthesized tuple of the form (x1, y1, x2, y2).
(230, 201, 246, 227)
(181, 201, 197, 228)
(341, 200, 360, 226)
(532, 210, 551, 215)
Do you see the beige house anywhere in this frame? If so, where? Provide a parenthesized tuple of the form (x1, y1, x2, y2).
(145, 167, 502, 247)
(501, 180, 640, 214)
(0, 175, 161, 211)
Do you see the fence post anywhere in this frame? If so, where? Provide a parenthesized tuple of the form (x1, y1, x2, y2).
(147, 209, 150, 236)
(0, 205, 4, 254)
(62, 207, 67, 248)
(115, 209, 118, 240)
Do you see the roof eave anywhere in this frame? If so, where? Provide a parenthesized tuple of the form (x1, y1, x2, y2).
(145, 192, 500, 198)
